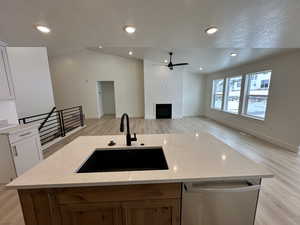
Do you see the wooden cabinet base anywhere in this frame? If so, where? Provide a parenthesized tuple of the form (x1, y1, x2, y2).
(18, 183, 182, 225)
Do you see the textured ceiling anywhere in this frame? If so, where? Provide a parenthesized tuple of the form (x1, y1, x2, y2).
(0, 0, 299, 73)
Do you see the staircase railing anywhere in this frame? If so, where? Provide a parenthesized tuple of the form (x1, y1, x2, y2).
(18, 106, 84, 146)
(38, 107, 56, 130)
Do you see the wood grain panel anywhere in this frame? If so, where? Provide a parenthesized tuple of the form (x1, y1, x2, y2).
(18, 190, 37, 225)
(18, 183, 181, 225)
(122, 199, 181, 225)
(60, 202, 122, 225)
(55, 183, 181, 204)
(18, 189, 53, 225)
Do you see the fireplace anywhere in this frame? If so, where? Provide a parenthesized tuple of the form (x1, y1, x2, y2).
(156, 104, 172, 119)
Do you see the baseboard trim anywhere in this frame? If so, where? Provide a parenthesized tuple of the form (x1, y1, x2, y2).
(205, 116, 299, 153)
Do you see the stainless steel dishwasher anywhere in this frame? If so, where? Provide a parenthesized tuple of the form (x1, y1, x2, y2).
(182, 180, 261, 225)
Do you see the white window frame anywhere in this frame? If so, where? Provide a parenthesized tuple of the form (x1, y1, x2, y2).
(211, 79, 225, 110)
(242, 70, 272, 120)
(210, 70, 272, 121)
(223, 75, 243, 114)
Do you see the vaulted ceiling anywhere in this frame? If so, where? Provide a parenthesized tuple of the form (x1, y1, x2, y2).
(90, 47, 294, 74)
(1, 0, 299, 73)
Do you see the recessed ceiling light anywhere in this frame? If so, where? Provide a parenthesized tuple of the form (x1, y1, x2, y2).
(124, 25, 136, 34)
(98, 45, 103, 49)
(222, 154, 227, 161)
(164, 59, 168, 63)
(129, 51, 133, 55)
(205, 26, 218, 35)
(230, 53, 238, 57)
(199, 67, 203, 71)
(35, 25, 51, 34)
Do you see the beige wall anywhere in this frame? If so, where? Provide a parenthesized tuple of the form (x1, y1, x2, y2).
(183, 73, 205, 117)
(204, 51, 300, 152)
(49, 50, 144, 118)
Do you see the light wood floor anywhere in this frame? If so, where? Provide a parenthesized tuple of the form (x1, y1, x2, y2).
(1, 116, 300, 225)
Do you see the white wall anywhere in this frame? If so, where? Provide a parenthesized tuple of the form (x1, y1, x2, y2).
(96, 82, 104, 118)
(204, 51, 300, 152)
(7, 47, 55, 118)
(144, 60, 184, 119)
(101, 81, 116, 115)
(0, 100, 18, 124)
(49, 50, 144, 118)
(144, 60, 205, 119)
(183, 73, 205, 117)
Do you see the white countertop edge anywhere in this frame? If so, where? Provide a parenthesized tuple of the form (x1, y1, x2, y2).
(0, 123, 40, 135)
(6, 134, 274, 190)
(6, 174, 273, 190)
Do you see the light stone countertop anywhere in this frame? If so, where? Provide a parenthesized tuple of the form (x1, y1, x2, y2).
(0, 123, 39, 135)
(6, 133, 273, 189)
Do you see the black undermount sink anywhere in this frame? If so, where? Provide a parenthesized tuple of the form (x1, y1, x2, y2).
(77, 147, 169, 173)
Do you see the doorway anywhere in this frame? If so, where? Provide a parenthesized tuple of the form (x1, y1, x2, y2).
(96, 81, 116, 118)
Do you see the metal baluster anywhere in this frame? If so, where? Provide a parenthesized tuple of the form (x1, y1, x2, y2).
(79, 105, 84, 127)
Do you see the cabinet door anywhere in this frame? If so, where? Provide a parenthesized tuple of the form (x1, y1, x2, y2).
(11, 135, 42, 176)
(122, 199, 181, 225)
(59, 203, 122, 225)
(0, 46, 14, 99)
(0, 136, 16, 183)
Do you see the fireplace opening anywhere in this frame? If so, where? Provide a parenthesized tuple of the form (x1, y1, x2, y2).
(156, 104, 172, 119)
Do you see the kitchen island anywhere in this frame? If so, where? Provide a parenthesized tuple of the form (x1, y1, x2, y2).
(7, 133, 273, 225)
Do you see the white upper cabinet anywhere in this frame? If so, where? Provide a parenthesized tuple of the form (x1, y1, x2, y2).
(0, 41, 15, 100)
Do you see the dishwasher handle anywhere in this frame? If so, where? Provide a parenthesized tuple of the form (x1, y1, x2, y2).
(184, 184, 260, 193)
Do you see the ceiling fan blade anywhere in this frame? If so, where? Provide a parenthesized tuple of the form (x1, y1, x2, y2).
(172, 63, 189, 66)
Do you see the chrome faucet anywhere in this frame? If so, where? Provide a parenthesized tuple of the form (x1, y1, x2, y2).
(120, 113, 137, 146)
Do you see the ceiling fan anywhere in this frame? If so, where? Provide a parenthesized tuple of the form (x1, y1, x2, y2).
(166, 52, 189, 70)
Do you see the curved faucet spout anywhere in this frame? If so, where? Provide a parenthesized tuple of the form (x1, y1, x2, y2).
(120, 113, 137, 146)
(120, 113, 130, 133)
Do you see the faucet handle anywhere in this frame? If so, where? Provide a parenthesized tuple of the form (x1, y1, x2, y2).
(132, 133, 137, 141)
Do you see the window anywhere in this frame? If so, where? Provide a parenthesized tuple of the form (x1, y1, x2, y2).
(224, 76, 242, 114)
(210, 70, 272, 120)
(260, 80, 269, 88)
(211, 79, 224, 110)
(243, 71, 272, 119)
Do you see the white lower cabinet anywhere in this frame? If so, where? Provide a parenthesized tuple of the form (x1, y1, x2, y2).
(11, 135, 42, 176)
(0, 125, 43, 184)
(0, 135, 16, 183)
